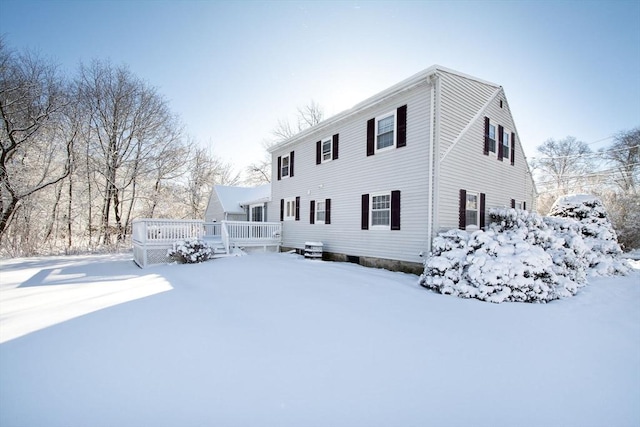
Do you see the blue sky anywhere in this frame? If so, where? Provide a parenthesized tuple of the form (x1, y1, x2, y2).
(2, 0, 639, 173)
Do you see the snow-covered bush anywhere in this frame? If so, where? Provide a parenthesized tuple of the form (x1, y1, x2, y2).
(420, 211, 573, 303)
(547, 194, 629, 276)
(420, 196, 629, 303)
(167, 238, 213, 264)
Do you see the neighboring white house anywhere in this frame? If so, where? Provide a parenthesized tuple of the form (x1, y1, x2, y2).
(204, 184, 271, 223)
(266, 65, 537, 273)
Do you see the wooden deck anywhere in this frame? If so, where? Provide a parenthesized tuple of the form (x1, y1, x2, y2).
(132, 219, 282, 267)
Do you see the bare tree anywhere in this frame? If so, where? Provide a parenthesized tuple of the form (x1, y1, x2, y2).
(77, 59, 180, 244)
(0, 40, 73, 239)
(532, 137, 596, 194)
(245, 100, 324, 185)
(184, 145, 240, 218)
(601, 127, 640, 194)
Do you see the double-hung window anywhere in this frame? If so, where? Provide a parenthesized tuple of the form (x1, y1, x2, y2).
(465, 192, 479, 229)
(322, 137, 332, 162)
(281, 154, 290, 178)
(376, 112, 395, 151)
(371, 193, 391, 228)
(315, 200, 326, 224)
(488, 124, 496, 153)
(502, 130, 510, 160)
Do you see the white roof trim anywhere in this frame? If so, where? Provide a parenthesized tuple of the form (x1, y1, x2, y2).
(268, 65, 500, 153)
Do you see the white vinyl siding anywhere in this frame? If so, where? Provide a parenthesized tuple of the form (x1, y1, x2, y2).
(269, 83, 431, 264)
(269, 67, 536, 264)
(437, 73, 536, 232)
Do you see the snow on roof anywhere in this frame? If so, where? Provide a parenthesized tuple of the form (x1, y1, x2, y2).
(214, 184, 271, 214)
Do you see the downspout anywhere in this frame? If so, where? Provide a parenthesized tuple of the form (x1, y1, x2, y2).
(426, 73, 440, 255)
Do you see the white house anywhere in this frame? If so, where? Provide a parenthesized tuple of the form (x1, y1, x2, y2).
(267, 65, 536, 273)
(204, 184, 271, 223)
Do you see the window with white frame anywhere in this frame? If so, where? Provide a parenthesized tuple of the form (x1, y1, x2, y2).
(315, 200, 326, 224)
(502, 129, 510, 160)
(376, 112, 395, 151)
(322, 137, 332, 162)
(284, 197, 296, 221)
(465, 192, 479, 229)
(371, 193, 391, 228)
(488, 123, 496, 153)
(281, 154, 290, 178)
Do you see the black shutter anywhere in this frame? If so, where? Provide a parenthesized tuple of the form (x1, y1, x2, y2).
(295, 196, 300, 221)
(497, 125, 504, 161)
(391, 190, 401, 230)
(289, 151, 295, 177)
(316, 141, 321, 165)
(361, 194, 369, 230)
(280, 199, 284, 221)
(480, 193, 486, 229)
(510, 132, 515, 166)
(366, 118, 375, 156)
(332, 134, 339, 160)
(459, 189, 466, 229)
(310, 200, 315, 224)
(511, 199, 516, 209)
(277, 156, 282, 180)
(397, 105, 407, 148)
(484, 117, 490, 155)
(523, 201, 527, 211)
(325, 198, 331, 225)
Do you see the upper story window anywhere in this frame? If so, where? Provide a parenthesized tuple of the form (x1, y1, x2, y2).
(376, 112, 396, 151)
(488, 124, 496, 153)
(322, 137, 332, 162)
(277, 151, 294, 180)
(502, 129, 510, 160)
(367, 105, 406, 156)
(316, 134, 339, 164)
(281, 154, 290, 178)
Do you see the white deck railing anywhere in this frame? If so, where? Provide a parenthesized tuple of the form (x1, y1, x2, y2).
(132, 219, 282, 267)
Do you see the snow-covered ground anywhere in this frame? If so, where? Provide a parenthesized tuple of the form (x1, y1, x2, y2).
(1, 253, 638, 427)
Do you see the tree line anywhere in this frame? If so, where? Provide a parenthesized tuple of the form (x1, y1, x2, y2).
(0, 39, 240, 256)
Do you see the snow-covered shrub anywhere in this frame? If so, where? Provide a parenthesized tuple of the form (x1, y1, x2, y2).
(419, 217, 568, 303)
(490, 208, 589, 291)
(421, 196, 630, 303)
(547, 194, 629, 276)
(167, 238, 213, 264)
(420, 217, 578, 303)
